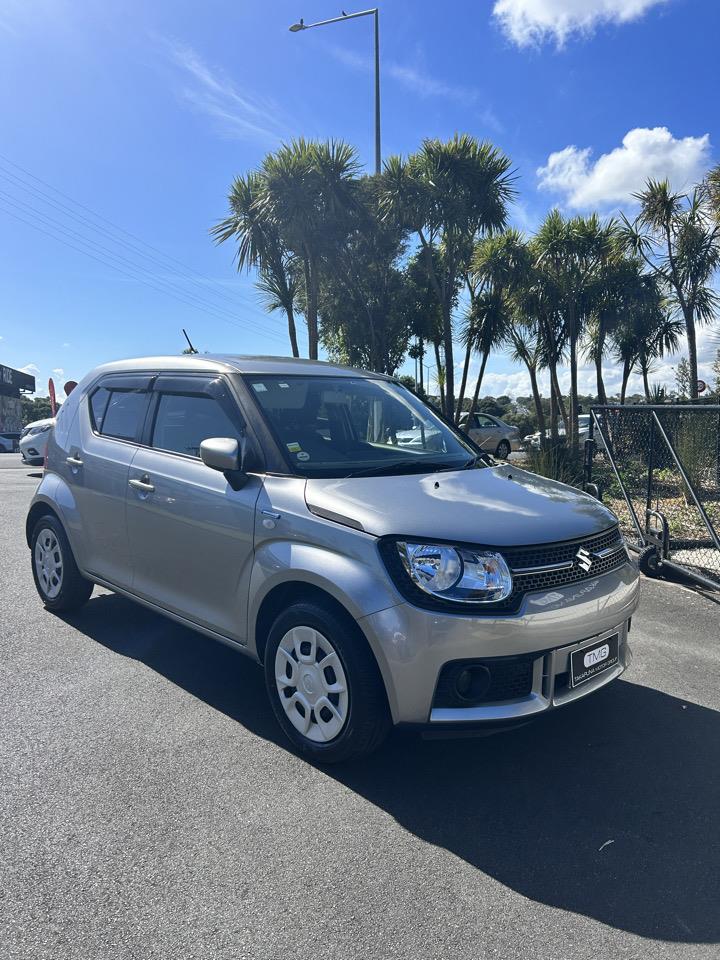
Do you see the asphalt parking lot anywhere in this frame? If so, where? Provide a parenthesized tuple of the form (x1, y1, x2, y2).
(2, 453, 720, 960)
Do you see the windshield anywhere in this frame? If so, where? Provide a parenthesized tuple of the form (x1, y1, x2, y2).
(246, 375, 481, 478)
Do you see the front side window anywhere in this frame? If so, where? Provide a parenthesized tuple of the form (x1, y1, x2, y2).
(247, 375, 481, 478)
(151, 392, 243, 458)
(476, 415, 496, 428)
(98, 390, 147, 441)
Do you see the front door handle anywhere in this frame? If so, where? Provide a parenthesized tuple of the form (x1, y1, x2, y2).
(129, 476, 155, 493)
(66, 454, 83, 467)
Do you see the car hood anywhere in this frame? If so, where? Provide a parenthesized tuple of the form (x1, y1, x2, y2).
(304, 465, 617, 545)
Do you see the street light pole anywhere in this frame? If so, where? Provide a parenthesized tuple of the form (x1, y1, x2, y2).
(289, 8, 381, 175)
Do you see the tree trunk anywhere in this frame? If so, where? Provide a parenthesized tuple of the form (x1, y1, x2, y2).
(527, 365, 546, 439)
(595, 330, 607, 405)
(433, 341, 445, 410)
(569, 328, 579, 451)
(467, 351, 490, 422)
(418, 338, 424, 393)
(685, 309, 699, 399)
(303, 257, 318, 360)
(620, 358, 631, 404)
(549, 382, 559, 445)
(456, 340, 473, 423)
(642, 363, 651, 401)
(285, 303, 300, 358)
(549, 361, 568, 429)
(442, 300, 454, 420)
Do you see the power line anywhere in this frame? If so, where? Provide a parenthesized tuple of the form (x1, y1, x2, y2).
(0, 187, 283, 338)
(0, 152, 282, 323)
(0, 201, 289, 344)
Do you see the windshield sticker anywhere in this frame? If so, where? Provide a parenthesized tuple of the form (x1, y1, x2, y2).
(286, 441, 302, 453)
(296, 451, 310, 462)
(278, 382, 290, 389)
(252, 382, 267, 392)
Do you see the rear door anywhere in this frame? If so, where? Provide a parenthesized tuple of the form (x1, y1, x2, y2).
(67, 375, 153, 588)
(125, 375, 263, 642)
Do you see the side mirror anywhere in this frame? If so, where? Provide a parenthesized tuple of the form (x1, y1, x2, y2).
(200, 437, 241, 472)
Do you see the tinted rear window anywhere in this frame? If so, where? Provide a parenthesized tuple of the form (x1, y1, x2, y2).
(99, 390, 147, 441)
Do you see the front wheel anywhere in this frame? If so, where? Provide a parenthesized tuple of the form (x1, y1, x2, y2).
(264, 600, 390, 763)
(495, 439, 511, 459)
(31, 515, 93, 612)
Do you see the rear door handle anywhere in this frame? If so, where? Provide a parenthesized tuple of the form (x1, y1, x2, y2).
(66, 454, 83, 467)
(129, 476, 155, 493)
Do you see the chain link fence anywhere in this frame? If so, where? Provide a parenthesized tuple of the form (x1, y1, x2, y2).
(587, 404, 720, 590)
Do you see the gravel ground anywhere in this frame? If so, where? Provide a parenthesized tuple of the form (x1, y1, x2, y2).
(2, 454, 720, 960)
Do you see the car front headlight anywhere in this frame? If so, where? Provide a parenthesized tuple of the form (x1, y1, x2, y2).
(396, 541, 513, 603)
(30, 424, 52, 435)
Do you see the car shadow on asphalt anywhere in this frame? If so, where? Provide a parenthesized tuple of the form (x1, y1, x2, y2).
(68, 592, 720, 945)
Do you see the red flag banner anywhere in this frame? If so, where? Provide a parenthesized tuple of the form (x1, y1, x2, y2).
(48, 378, 57, 417)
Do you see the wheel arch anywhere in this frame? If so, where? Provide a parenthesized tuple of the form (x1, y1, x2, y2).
(26, 499, 63, 547)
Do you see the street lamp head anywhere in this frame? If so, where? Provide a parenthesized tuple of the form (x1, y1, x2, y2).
(289, 19, 305, 32)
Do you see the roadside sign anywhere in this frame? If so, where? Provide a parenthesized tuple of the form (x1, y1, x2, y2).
(697, 379, 707, 394)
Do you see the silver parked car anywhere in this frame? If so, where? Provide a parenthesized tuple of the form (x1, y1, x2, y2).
(458, 412, 520, 458)
(27, 356, 639, 762)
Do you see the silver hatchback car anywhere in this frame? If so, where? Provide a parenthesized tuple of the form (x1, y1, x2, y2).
(27, 355, 639, 761)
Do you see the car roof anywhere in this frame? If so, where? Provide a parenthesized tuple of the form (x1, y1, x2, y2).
(84, 354, 394, 381)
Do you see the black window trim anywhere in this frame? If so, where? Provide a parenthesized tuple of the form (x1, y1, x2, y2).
(87, 374, 156, 445)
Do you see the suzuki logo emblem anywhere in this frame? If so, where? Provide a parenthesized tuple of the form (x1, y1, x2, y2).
(575, 547, 593, 573)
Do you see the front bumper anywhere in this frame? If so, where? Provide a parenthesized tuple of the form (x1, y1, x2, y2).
(358, 561, 640, 725)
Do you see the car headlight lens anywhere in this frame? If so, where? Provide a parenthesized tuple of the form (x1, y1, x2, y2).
(30, 424, 52, 435)
(396, 541, 513, 603)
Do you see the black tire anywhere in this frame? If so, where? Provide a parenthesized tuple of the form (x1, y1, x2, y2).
(637, 544, 661, 577)
(495, 439, 511, 459)
(31, 514, 93, 612)
(263, 600, 390, 763)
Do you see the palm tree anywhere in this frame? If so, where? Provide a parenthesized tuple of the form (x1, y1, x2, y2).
(379, 134, 514, 419)
(255, 139, 361, 359)
(505, 317, 547, 439)
(621, 179, 720, 399)
(533, 211, 615, 448)
(462, 230, 529, 422)
(611, 280, 683, 401)
(213, 172, 302, 357)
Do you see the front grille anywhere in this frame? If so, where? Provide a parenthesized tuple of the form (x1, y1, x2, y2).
(379, 525, 628, 615)
(434, 656, 535, 707)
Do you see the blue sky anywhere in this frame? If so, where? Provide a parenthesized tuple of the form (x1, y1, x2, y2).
(1, 0, 718, 399)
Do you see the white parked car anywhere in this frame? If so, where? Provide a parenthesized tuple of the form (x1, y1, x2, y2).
(20, 418, 55, 465)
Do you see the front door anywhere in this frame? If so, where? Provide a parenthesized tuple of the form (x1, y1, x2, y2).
(469, 414, 501, 451)
(125, 375, 262, 642)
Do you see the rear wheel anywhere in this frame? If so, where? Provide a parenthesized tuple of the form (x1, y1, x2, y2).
(495, 439, 511, 459)
(264, 600, 390, 763)
(31, 515, 93, 612)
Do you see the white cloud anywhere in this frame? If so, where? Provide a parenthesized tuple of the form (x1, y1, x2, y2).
(537, 127, 711, 209)
(20, 363, 40, 377)
(160, 38, 287, 144)
(52, 368, 64, 377)
(492, 0, 668, 47)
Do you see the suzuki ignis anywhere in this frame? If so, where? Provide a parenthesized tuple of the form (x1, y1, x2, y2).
(27, 356, 639, 761)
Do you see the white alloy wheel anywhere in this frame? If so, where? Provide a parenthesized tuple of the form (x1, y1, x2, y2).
(274, 626, 349, 743)
(34, 527, 64, 599)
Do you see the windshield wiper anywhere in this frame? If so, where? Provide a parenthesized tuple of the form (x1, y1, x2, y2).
(345, 459, 475, 479)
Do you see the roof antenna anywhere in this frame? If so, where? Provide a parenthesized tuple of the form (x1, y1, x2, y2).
(182, 328, 198, 354)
